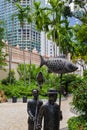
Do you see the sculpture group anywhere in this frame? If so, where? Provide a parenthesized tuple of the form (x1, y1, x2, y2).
(27, 88, 62, 130)
(27, 56, 78, 130)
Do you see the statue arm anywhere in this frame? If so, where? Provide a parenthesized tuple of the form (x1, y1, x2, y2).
(37, 105, 44, 128)
(60, 110, 63, 121)
(27, 101, 34, 120)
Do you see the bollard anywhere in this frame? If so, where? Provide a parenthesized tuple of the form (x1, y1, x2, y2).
(12, 96, 17, 103)
(23, 96, 27, 103)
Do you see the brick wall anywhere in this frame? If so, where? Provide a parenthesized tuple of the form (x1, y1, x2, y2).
(0, 45, 41, 80)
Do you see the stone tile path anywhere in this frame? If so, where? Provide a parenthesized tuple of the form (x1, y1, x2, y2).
(0, 96, 75, 130)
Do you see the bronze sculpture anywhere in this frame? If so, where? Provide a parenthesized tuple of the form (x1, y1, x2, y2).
(40, 55, 78, 74)
(39, 55, 78, 130)
(37, 88, 63, 130)
(27, 89, 43, 130)
(36, 71, 45, 89)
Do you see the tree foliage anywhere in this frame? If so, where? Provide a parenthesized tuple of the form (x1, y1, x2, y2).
(12, 2, 32, 29)
(0, 21, 7, 68)
(66, 0, 87, 62)
(33, 0, 74, 55)
(6, 0, 87, 61)
(72, 79, 87, 115)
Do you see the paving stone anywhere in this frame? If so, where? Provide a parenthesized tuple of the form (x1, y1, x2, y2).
(0, 96, 75, 130)
(61, 127, 68, 130)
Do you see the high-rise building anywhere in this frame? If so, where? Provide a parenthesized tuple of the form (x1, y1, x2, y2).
(41, 31, 60, 57)
(0, 0, 61, 57)
(0, 0, 58, 57)
(0, 0, 43, 53)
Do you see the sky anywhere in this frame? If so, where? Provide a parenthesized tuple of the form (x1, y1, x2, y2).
(69, 1, 82, 26)
(69, 16, 81, 26)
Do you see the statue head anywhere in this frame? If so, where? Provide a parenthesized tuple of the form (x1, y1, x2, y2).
(32, 89, 39, 100)
(47, 88, 58, 103)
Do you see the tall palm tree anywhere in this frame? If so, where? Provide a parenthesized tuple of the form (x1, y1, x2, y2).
(13, 2, 32, 86)
(0, 21, 7, 68)
(33, 0, 74, 57)
(33, 1, 51, 56)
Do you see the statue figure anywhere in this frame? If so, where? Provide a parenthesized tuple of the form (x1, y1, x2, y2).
(27, 89, 43, 130)
(37, 88, 63, 130)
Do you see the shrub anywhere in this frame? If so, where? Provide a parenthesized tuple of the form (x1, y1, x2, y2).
(1, 70, 16, 85)
(68, 78, 87, 129)
(0, 64, 80, 99)
(83, 69, 87, 77)
(72, 79, 87, 116)
(68, 116, 87, 130)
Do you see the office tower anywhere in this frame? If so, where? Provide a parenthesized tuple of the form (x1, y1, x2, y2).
(41, 31, 60, 57)
(0, 0, 43, 53)
(0, 0, 61, 57)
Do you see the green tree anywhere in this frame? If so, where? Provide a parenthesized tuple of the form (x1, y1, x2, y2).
(12, 2, 32, 86)
(72, 24, 87, 62)
(70, 0, 87, 44)
(33, 0, 74, 56)
(0, 21, 7, 69)
(70, 0, 87, 62)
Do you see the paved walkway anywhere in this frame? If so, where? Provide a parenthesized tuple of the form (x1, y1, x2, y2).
(0, 96, 75, 130)
(61, 128, 68, 130)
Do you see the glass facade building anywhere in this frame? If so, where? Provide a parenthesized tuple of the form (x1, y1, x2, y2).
(0, 0, 44, 53)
